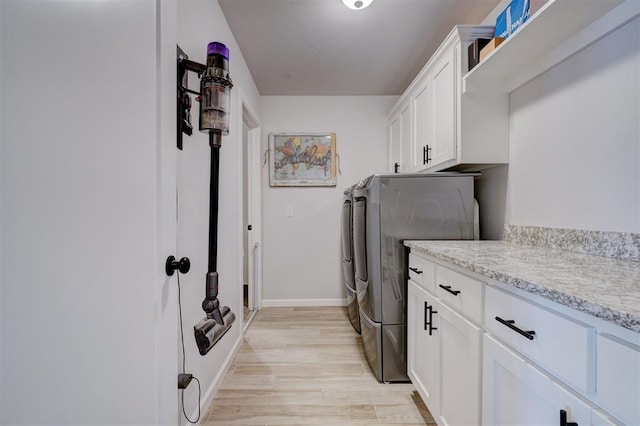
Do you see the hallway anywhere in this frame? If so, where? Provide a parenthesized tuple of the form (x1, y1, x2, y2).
(202, 307, 435, 425)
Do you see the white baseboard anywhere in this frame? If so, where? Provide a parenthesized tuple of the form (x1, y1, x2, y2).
(262, 298, 347, 307)
(189, 332, 243, 424)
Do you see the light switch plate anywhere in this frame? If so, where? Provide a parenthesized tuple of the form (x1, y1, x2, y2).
(286, 205, 294, 217)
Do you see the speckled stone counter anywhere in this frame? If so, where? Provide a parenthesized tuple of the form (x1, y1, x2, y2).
(503, 224, 640, 261)
(405, 240, 640, 333)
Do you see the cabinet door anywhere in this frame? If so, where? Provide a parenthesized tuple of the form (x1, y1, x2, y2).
(485, 285, 594, 394)
(438, 300, 482, 426)
(483, 334, 592, 426)
(399, 102, 412, 173)
(428, 47, 456, 169)
(413, 80, 430, 171)
(389, 114, 401, 173)
(596, 333, 640, 425)
(407, 281, 440, 415)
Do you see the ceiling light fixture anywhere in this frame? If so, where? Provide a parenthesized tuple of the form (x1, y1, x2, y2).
(342, 0, 373, 10)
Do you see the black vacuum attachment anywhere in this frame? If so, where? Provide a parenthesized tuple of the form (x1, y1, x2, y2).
(194, 272, 236, 355)
(178, 41, 236, 356)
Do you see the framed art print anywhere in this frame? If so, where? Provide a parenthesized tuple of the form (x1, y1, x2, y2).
(269, 132, 337, 187)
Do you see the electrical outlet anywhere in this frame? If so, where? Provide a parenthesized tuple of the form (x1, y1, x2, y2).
(286, 205, 294, 217)
(178, 373, 193, 390)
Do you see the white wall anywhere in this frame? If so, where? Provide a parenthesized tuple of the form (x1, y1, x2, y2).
(0, 0, 178, 423)
(506, 16, 639, 231)
(477, 16, 640, 238)
(260, 96, 396, 306)
(177, 0, 261, 423)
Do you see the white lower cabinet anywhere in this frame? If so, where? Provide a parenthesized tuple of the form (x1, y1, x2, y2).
(408, 250, 638, 425)
(408, 280, 440, 412)
(596, 333, 640, 425)
(408, 279, 482, 425)
(438, 300, 483, 426)
(591, 408, 620, 426)
(483, 334, 592, 426)
(485, 285, 595, 394)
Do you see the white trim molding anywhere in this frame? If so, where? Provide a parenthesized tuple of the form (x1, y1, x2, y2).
(262, 299, 347, 308)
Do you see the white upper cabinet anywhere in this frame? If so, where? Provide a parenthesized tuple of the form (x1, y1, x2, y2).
(425, 48, 456, 169)
(389, 99, 411, 173)
(412, 80, 431, 171)
(389, 25, 509, 173)
(399, 102, 412, 172)
(389, 113, 401, 173)
(412, 47, 457, 171)
(389, 0, 634, 173)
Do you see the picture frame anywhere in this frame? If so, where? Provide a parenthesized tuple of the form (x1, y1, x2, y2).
(269, 132, 337, 187)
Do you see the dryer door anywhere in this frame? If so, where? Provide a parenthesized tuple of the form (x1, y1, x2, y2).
(353, 197, 368, 283)
(341, 199, 355, 289)
(354, 196, 382, 322)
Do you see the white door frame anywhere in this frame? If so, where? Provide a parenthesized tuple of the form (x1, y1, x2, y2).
(242, 96, 262, 311)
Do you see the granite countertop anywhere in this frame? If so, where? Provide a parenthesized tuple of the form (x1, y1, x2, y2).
(405, 240, 640, 333)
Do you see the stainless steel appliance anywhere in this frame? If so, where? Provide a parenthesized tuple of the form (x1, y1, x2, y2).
(341, 184, 360, 333)
(353, 173, 476, 382)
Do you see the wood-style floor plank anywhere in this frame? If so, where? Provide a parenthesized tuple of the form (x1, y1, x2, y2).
(202, 307, 436, 425)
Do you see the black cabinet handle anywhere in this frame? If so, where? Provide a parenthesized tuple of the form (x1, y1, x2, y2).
(422, 145, 432, 164)
(428, 304, 438, 335)
(424, 301, 429, 331)
(560, 409, 578, 426)
(495, 316, 536, 340)
(423, 301, 437, 335)
(422, 145, 433, 164)
(439, 284, 461, 296)
(410, 267, 423, 275)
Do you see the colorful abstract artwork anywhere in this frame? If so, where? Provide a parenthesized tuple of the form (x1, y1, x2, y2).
(269, 133, 337, 187)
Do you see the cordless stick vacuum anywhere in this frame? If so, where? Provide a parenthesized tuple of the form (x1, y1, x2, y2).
(180, 42, 237, 356)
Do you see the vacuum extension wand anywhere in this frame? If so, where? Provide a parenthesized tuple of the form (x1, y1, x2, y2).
(192, 42, 236, 356)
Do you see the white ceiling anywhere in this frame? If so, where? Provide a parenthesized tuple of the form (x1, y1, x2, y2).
(218, 0, 502, 96)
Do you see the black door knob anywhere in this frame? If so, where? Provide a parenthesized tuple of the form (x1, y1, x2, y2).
(165, 255, 191, 276)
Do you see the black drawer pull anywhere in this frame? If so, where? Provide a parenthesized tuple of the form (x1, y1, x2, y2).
(410, 267, 423, 275)
(495, 316, 536, 340)
(439, 284, 460, 296)
(560, 409, 578, 426)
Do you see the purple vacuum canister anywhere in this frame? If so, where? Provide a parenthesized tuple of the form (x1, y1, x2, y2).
(200, 42, 233, 136)
(207, 42, 229, 60)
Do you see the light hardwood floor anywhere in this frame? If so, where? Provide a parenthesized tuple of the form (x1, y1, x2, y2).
(202, 307, 436, 425)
